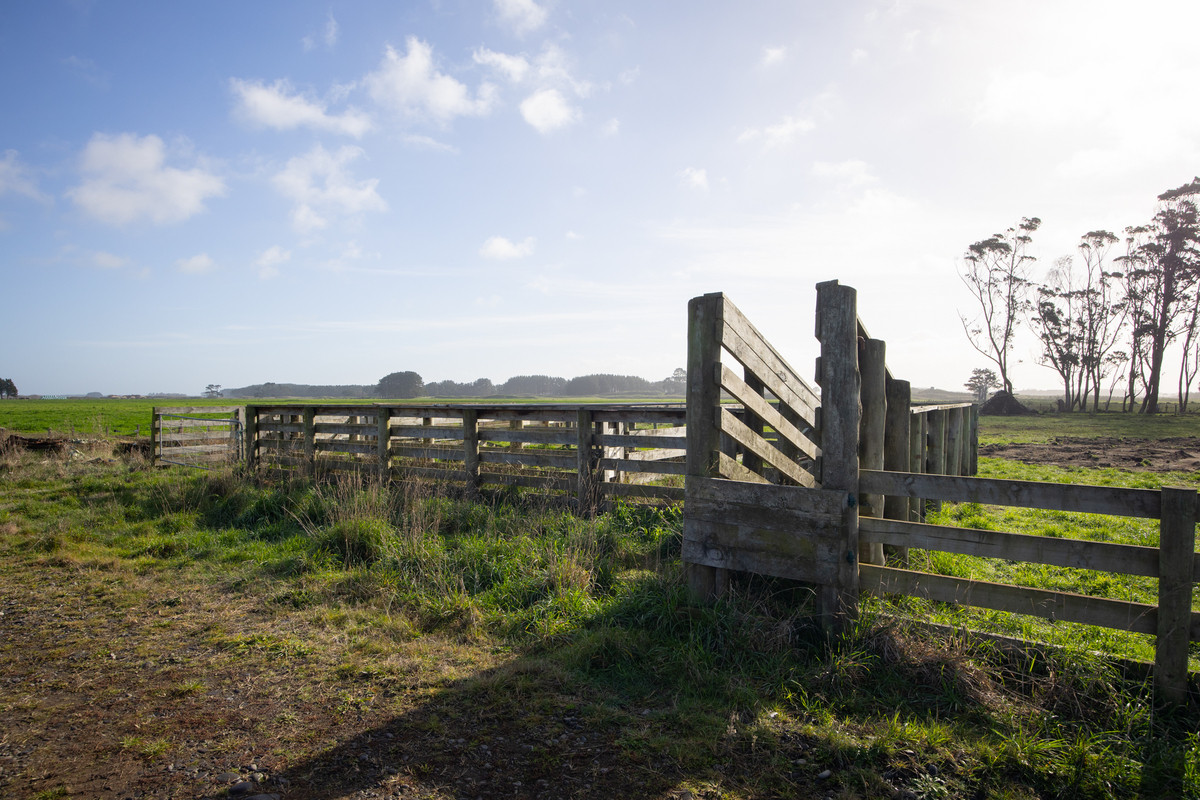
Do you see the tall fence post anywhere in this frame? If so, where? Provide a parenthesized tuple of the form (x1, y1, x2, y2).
(377, 407, 391, 478)
(302, 407, 316, 477)
(1156, 486, 1196, 703)
(926, 408, 946, 513)
(885, 378, 911, 562)
(946, 407, 963, 477)
(815, 280, 861, 631)
(858, 338, 886, 566)
(150, 408, 160, 467)
(576, 408, 596, 515)
(685, 292, 729, 600)
(244, 405, 258, 470)
(463, 409, 480, 498)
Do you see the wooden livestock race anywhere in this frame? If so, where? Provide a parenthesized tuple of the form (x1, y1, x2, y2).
(150, 280, 1199, 701)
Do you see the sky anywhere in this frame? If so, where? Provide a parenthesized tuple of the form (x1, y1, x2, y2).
(2, 0, 1199, 397)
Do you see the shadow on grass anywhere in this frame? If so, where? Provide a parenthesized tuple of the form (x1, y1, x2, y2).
(272, 576, 1014, 800)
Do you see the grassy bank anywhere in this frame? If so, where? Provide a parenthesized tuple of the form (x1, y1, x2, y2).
(2, 441, 1198, 799)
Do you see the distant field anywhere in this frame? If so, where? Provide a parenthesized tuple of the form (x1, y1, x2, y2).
(0, 396, 684, 438)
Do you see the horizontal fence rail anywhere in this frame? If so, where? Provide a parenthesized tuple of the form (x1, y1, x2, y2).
(858, 468, 1198, 702)
(245, 403, 688, 508)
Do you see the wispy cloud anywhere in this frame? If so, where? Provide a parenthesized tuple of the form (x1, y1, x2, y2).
(366, 37, 496, 124)
(737, 115, 816, 148)
(678, 166, 708, 192)
(759, 46, 787, 68)
(520, 89, 579, 134)
(272, 144, 387, 234)
(254, 245, 291, 279)
(480, 235, 536, 260)
(302, 11, 339, 51)
(0, 150, 49, 203)
(176, 253, 215, 274)
(231, 79, 371, 137)
(494, 0, 547, 36)
(66, 133, 225, 226)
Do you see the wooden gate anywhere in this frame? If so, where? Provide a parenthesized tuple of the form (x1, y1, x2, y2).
(151, 406, 244, 469)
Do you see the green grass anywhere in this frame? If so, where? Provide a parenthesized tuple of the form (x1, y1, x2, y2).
(3, 445, 1198, 798)
(0, 396, 683, 440)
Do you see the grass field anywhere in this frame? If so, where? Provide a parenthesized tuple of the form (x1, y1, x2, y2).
(2, 406, 1199, 798)
(0, 396, 685, 439)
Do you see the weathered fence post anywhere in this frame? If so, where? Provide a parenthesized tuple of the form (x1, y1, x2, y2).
(815, 280, 861, 630)
(1156, 486, 1196, 703)
(968, 405, 979, 476)
(462, 409, 480, 497)
(885, 378, 911, 562)
(685, 293, 729, 600)
(576, 408, 596, 515)
(150, 408, 160, 467)
(377, 407, 391, 477)
(908, 410, 925, 521)
(302, 407, 316, 477)
(946, 406, 963, 477)
(244, 405, 258, 470)
(926, 408, 946, 513)
(858, 337, 886, 566)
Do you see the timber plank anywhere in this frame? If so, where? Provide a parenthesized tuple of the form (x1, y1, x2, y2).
(859, 470, 1164, 519)
(860, 564, 1161, 635)
(858, 517, 1161, 577)
(720, 363, 820, 461)
(719, 408, 817, 487)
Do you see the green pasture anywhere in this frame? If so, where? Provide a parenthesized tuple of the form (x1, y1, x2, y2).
(0, 396, 682, 439)
(3, 404, 1200, 797)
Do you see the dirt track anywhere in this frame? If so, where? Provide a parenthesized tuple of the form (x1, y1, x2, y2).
(979, 436, 1200, 473)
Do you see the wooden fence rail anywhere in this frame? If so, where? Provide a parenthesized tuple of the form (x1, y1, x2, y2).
(244, 403, 688, 509)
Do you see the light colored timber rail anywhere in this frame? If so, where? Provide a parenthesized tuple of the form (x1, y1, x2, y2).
(245, 403, 688, 509)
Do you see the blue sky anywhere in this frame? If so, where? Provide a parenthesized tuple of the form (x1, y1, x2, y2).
(3, 0, 1198, 396)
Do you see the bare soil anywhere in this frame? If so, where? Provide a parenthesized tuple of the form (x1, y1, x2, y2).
(979, 436, 1200, 473)
(0, 558, 681, 800)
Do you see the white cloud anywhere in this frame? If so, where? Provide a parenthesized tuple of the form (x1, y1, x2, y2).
(533, 44, 592, 97)
(480, 235, 536, 260)
(494, 0, 547, 36)
(62, 55, 109, 88)
(0, 150, 48, 202)
(812, 159, 877, 187)
(176, 253, 215, 274)
(254, 245, 291, 279)
(737, 115, 816, 148)
(760, 46, 787, 68)
(91, 251, 128, 269)
(678, 167, 709, 192)
(473, 47, 531, 83)
(231, 79, 371, 138)
(601, 118, 620, 137)
(402, 134, 460, 153)
(520, 89, 579, 133)
(366, 38, 496, 123)
(67, 133, 225, 226)
(272, 144, 387, 234)
(302, 11, 339, 51)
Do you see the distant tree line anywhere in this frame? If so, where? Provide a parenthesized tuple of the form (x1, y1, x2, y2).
(0, 378, 17, 398)
(223, 368, 688, 401)
(959, 177, 1200, 413)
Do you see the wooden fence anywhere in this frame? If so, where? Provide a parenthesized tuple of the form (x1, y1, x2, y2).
(151, 406, 243, 468)
(244, 403, 687, 508)
(682, 281, 1198, 702)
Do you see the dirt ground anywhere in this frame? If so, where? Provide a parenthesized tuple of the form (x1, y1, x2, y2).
(0, 559, 672, 800)
(978, 436, 1200, 473)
